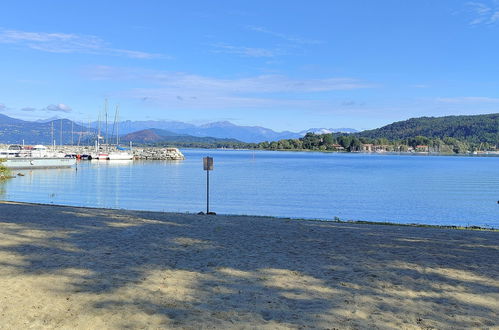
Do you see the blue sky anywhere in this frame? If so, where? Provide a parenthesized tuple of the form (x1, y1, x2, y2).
(1, 0, 499, 131)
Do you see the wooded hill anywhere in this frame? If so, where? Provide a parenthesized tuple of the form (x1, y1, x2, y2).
(357, 113, 499, 144)
(121, 128, 243, 147)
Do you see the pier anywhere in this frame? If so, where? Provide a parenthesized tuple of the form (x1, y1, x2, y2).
(0, 144, 185, 160)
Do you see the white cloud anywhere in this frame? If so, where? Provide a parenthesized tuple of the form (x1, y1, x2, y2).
(466, 2, 499, 25)
(0, 103, 6, 111)
(86, 65, 375, 110)
(436, 96, 499, 103)
(246, 25, 324, 45)
(0, 29, 165, 59)
(88, 66, 374, 93)
(211, 43, 277, 57)
(21, 107, 37, 112)
(44, 104, 72, 113)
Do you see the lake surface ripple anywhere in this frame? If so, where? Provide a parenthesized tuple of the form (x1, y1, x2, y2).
(2, 149, 498, 228)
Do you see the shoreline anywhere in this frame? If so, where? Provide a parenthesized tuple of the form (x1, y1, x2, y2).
(180, 146, 499, 157)
(0, 201, 497, 328)
(2, 200, 497, 231)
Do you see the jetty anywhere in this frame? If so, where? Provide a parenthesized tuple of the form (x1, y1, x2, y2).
(0, 144, 185, 160)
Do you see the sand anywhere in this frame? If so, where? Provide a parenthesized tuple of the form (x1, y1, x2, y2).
(0, 201, 497, 329)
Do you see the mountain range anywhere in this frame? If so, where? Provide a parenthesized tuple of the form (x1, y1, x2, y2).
(121, 128, 242, 145)
(96, 120, 357, 143)
(0, 113, 357, 144)
(1, 112, 497, 146)
(0, 113, 90, 145)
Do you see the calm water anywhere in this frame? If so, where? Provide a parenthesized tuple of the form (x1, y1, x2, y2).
(2, 149, 499, 228)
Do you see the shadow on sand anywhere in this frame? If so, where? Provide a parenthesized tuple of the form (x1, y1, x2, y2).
(0, 202, 497, 328)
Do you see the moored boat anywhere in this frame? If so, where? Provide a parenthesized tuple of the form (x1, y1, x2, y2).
(108, 151, 133, 160)
(91, 152, 110, 160)
(0, 145, 76, 169)
(3, 157, 76, 169)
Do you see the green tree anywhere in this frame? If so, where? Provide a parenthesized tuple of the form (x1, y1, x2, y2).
(278, 139, 292, 149)
(0, 159, 11, 181)
(348, 137, 362, 152)
(291, 139, 303, 149)
(322, 134, 334, 146)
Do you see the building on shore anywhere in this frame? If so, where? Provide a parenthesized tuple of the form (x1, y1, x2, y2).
(361, 144, 390, 152)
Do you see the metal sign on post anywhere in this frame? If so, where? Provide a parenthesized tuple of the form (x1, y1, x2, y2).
(203, 157, 214, 214)
(203, 157, 214, 171)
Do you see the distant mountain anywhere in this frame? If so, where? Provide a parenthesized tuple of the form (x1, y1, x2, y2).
(34, 116, 63, 123)
(0, 113, 26, 125)
(117, 120, 197, 133)
(357, 113, 499, 144)
(299, 127, 358, 135)
(181, 121, 300, 142)
(1, 112, 497, 146)
(89, 118, 358, 142)
(0, 114, 93, 145)
(1, 114, 299, 144)
(112, 120, 300, 142)
(121, 128, 242, 145)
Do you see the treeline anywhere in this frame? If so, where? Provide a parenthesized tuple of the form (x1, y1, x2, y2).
(151, 132, 497, 153)
(151, 141, 252, 149)
(358, 113, 499, 144)
(252, 133, 495, 153)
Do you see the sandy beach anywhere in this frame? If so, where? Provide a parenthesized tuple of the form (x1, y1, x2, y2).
(0, 201, 497, 329)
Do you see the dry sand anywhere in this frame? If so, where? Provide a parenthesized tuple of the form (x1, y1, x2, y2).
(0, 201, 497, 329)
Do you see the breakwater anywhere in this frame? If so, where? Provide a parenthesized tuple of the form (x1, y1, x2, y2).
(0, 144, 185, 160)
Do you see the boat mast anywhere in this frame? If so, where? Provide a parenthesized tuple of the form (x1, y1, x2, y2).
(60, 119, 63, 146)
(97, 112, 101, 151)
(51, 121, 54, 149)
(105, 99, 108, 152)
(77, 121, 82, 146)
(116, 105, 120, 146)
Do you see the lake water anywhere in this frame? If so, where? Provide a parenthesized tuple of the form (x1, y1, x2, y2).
(1, 149, 499, 228)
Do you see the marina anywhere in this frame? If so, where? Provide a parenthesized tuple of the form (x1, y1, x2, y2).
(0, 144, 185, 162)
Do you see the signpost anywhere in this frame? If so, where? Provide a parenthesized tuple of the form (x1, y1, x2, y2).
(203, 157, 214, 214)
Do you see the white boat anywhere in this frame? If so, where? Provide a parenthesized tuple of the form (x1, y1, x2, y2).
(0, 145, 76, 169)
(91, 152, 110, 160)
(108, 151, 133, 160)
(91, 149, 133, 160)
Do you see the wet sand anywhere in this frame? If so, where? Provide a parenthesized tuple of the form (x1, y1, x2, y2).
(0, 201, 497, 329)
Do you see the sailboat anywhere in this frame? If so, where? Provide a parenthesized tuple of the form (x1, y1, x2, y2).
(107, 105, 133, 160)
(91, 101, 112, 160)
(91, 107, 109, 160)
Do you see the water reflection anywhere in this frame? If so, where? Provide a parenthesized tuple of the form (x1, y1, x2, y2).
(2, 150, 499, 227)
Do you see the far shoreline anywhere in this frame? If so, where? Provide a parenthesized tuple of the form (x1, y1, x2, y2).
(178, 146, 499, 158)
